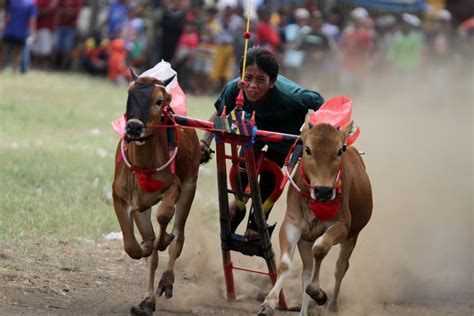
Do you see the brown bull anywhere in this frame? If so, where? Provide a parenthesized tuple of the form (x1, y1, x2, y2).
(112, 74, 201, 315)
(258, 121, 372, 315)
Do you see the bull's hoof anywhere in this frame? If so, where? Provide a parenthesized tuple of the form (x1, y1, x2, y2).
(130, 299, 155, 316)
(154, 233, 175, 251)
(257, 303, 275, 316)
(157, 270, 174, 298)
(306, 286, 328, 306)
(124, 244, 143, 260)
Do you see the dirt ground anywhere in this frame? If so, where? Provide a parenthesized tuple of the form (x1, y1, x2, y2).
(1, 70, 472, 315)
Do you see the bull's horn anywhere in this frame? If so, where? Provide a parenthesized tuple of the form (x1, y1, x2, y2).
(162, 74, 176, 87)
(129, 67, 139, 81)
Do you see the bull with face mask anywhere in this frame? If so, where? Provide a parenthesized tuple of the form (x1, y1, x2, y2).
(112, 68, 201, 316)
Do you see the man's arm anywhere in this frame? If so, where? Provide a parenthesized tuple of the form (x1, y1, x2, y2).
(299, 89, 325, 111)
(199, 111, 217, 164)
(200, 111, 217, 146)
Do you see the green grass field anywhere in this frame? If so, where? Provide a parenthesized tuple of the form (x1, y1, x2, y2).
(0, 71, 215, 248)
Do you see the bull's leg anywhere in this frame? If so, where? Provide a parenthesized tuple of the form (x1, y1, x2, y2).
(153, 181, 181, 252)
(298, 240, 314, 316)
(328, 236, 357, 313)
(130, 249, 158, 316)
(132, 208, 155, 257)
(113, 195, 142, 259)
(258, 221, 301, 316)
(158, 180, 196, 299)
(306, 223, 348, 306)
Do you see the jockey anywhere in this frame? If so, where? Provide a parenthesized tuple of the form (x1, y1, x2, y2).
(200, 46, 324, 240)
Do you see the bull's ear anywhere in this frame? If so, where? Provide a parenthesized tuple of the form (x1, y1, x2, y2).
(162, 74, 176, 87)
(342, 120, 356, 137)
(129, 67, 139, 81)
(301, 120, 312, 140)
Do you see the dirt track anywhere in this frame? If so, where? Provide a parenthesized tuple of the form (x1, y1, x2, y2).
(1, 68, 472, 315)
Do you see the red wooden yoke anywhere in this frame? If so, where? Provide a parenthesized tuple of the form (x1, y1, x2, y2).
(174, 108, 302, 310)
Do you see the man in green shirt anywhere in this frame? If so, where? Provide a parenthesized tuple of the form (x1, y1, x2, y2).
(387, 13, 423, 74)
(200, 46, 324, 239)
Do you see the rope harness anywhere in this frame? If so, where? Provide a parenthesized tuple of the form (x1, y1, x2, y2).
(297, 154, 344, 221)
(117, 103, 179, 193)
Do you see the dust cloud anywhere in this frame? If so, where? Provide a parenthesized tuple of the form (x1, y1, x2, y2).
(163, 62, 473, 315)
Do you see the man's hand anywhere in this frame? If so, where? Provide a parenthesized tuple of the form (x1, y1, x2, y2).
(200, 139, 214, 165)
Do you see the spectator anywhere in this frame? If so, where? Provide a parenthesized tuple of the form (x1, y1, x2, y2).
(160, 0, 186, 63)
(54, 0, 83, 70)
(338, 7, 373, 94)
(209, 6, 242, 92)
(255, 7, 282, 54)
(122, 3, 147, 70)
(174, 22, 199, 92)
(284, 7, 311, 44)
(275, 6, 291, 44)
(298, 10, 332, 91)
(192, 31, 216, 95)
(108, 38, 131, 85)
(200, 6, 220, 42)
(428, 9, 456, 89)
(458, 16, 474, 64)
(322, 7, 343, 43)
(282, 8, 311, 76)
(0, 0, 37, 73)
(387, 14, 423, 76)
(371, 14, 397, 72)
(430, 10, 454, 62)
(195, 6, 220, 88)
(81, 36, 97, 72)
(31, 0, 59, 69)
(107, 0, 129, 39)
(81, 37, 109, 76)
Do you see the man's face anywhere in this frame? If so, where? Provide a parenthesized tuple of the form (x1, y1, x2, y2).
(242, 64, 275, 103)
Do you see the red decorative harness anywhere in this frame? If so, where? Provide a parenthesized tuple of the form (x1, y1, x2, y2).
(298, 160, 342, 221)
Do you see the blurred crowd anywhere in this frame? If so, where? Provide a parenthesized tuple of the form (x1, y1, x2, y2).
(0, 0, 473, 95)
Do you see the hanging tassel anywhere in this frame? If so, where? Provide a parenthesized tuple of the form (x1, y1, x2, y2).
(137, 172, 164, 192)
(309, 199, 340, 221)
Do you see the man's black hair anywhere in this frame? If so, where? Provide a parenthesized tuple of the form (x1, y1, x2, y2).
(240, 46, 279, 81)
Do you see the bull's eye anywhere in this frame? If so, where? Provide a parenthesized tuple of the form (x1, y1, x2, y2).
(305, 146, 312, 156)
(156, 98, 164, 106)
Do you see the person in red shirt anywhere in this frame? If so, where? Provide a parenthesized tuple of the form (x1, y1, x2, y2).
(255, 7, 282, 55)
(31, 0, 58, 68)
(174, 22, 199, 92)
(54, 0, 83, 69)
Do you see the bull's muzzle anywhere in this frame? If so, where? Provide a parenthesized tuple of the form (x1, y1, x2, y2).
(314, 186, 333, 202)
(126, 119, 145, 140)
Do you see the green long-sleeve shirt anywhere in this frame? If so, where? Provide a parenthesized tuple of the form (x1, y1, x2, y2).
(214, 75, 324, 153)
(387, 31, 423, 72)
